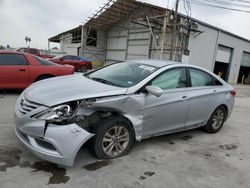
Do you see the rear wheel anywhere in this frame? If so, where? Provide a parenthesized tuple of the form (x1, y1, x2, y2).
(91, 116, 135, 159)
(203, 106, 226, 133)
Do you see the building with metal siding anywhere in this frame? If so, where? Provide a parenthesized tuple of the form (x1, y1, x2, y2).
(49, 0, 250, 84)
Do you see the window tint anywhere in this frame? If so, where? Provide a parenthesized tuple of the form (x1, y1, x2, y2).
(63, 56, 72, 60)
(214, 78, 223, 85)
(34, 56, 56, 66)
(0, 54, 27, 66)
(30, 49, 37, 55)
(151, 68, 187, 89)
(18, 48, 25, 52)
(190, 68, 213, 87)
(72, 56, 80, 60)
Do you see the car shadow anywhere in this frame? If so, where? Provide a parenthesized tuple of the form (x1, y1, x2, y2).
(74, 128, 206, 168)
(0, 89, 23, 97)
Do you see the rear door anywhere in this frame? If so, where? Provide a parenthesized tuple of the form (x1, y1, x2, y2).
(0, 53, 29, 88)
(185, 68, 220, 128)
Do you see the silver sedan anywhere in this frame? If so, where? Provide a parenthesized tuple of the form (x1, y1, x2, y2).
(14, 60, 235, 166)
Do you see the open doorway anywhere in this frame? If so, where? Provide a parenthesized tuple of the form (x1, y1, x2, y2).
(213, 61, 229, 81)
(213, 45, 233, 82)
(238, 52, 250, 84)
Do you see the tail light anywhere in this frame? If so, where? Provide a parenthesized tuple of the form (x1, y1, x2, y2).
(230, 90, 236, 97)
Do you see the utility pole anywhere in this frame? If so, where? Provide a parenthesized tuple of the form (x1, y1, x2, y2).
(170, 0, 180, 61)
(160, 12, 168, 59)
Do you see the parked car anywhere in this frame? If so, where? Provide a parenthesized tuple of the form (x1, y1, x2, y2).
(48, 55, 92, 72)
(0, 51, 74, 89)
(14, 59, 235, 166)
(16, 48, 54, 59)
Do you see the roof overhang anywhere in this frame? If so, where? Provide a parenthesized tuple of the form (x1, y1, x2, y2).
(49, 0, 250, 43)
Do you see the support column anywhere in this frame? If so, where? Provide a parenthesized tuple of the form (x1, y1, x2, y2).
(80, 25, 87, 57)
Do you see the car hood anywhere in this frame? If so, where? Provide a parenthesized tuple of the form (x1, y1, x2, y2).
(23, 74, 128, 106)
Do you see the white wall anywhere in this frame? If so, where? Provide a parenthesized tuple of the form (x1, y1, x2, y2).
(188, 23, 250, 83)
(60, 34, 80, 56)
(217, 32, 250, 83)
(188, 24, 218, 71)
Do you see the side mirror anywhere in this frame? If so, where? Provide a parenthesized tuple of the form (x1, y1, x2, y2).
(145, 85, 163, 97)
(60, 58, 64, 61)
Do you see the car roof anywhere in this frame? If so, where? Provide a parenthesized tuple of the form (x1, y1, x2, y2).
(0, 50, 27, 55)
(127, 59, 178, 68)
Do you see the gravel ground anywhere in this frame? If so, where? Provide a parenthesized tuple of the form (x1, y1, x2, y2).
(0, 85, 250, 188)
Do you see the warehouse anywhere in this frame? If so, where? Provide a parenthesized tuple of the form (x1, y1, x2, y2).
(49, 0, 250, 84)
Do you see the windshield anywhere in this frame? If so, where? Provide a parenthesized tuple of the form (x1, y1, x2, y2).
(87, 62, 157, 87)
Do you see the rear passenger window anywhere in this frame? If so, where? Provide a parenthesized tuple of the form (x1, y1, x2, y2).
(190, 68, 213, 87)
(72, 56, 80, 60)
(0, 54, 27, 66)
(34, 56, 56, 66)
(63, 56, 72, 60)
(30, 49, 37, 55)
(214, 79, 223, 85)
(17, 48, 25, 52)
(151, 68, 187, 90)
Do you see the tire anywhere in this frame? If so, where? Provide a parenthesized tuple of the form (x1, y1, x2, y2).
(90, 116, 135, 159)
(79, 65, 87, 72)
(203, 106, 226, 133)
(36, 75, 53, 82)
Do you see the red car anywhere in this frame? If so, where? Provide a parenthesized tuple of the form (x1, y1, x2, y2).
(16, 47, 54, 59)
(0, 51, 74, 89)
(49, 55, 92, 72)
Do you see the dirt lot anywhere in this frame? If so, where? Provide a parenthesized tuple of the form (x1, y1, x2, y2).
(0, 85, 250, 188)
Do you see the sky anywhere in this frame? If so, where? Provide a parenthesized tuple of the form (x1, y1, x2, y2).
(0, 0, 250, 49)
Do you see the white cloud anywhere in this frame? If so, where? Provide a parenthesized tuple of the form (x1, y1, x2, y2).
(0, 0, 249, 49)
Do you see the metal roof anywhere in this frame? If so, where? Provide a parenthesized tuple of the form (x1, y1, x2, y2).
(49, 0, 250, 43)
(49, 0, 166, 43)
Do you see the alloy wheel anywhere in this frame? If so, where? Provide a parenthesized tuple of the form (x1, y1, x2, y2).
(212, 109, 224, 130)
(102, 125, 129, 157)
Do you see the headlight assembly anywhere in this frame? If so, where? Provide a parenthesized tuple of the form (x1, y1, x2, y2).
(34, 101, 80, 123)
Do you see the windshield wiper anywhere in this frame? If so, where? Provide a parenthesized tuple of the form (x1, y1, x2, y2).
(91, 77, 117, 86)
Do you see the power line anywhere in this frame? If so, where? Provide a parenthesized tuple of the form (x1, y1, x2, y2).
(205, 0, 250, 8)
(225, 0, 250, 3)
(187, 0, 250, 13)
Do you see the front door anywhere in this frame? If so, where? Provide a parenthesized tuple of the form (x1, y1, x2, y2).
(142, 67, 189, 138)
(0, 53, 28, 88)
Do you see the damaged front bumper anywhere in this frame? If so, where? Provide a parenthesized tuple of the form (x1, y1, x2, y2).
(14, 97, 94, 166)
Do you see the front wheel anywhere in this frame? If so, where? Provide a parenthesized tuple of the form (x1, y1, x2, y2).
(203, 106, 226, 133)
(91, 116, 135, 159)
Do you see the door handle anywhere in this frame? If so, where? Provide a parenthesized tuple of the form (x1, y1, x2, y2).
(19, 69, 27, 72)
(181, 96, 188, 102)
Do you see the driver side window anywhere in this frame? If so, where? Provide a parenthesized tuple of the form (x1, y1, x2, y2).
(151, 68, 187, 90)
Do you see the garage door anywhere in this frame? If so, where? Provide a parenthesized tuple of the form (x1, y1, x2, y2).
(127, 28, 150, 60)
(106, 29, 127, 64)
(214, 45, 232, 81)
(238, 52, 250, 84)
(241, 52, 250, 67)
(216, 45, 231, 63)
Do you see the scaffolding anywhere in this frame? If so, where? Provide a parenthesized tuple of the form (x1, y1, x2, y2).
(49, 0, 195, 63)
